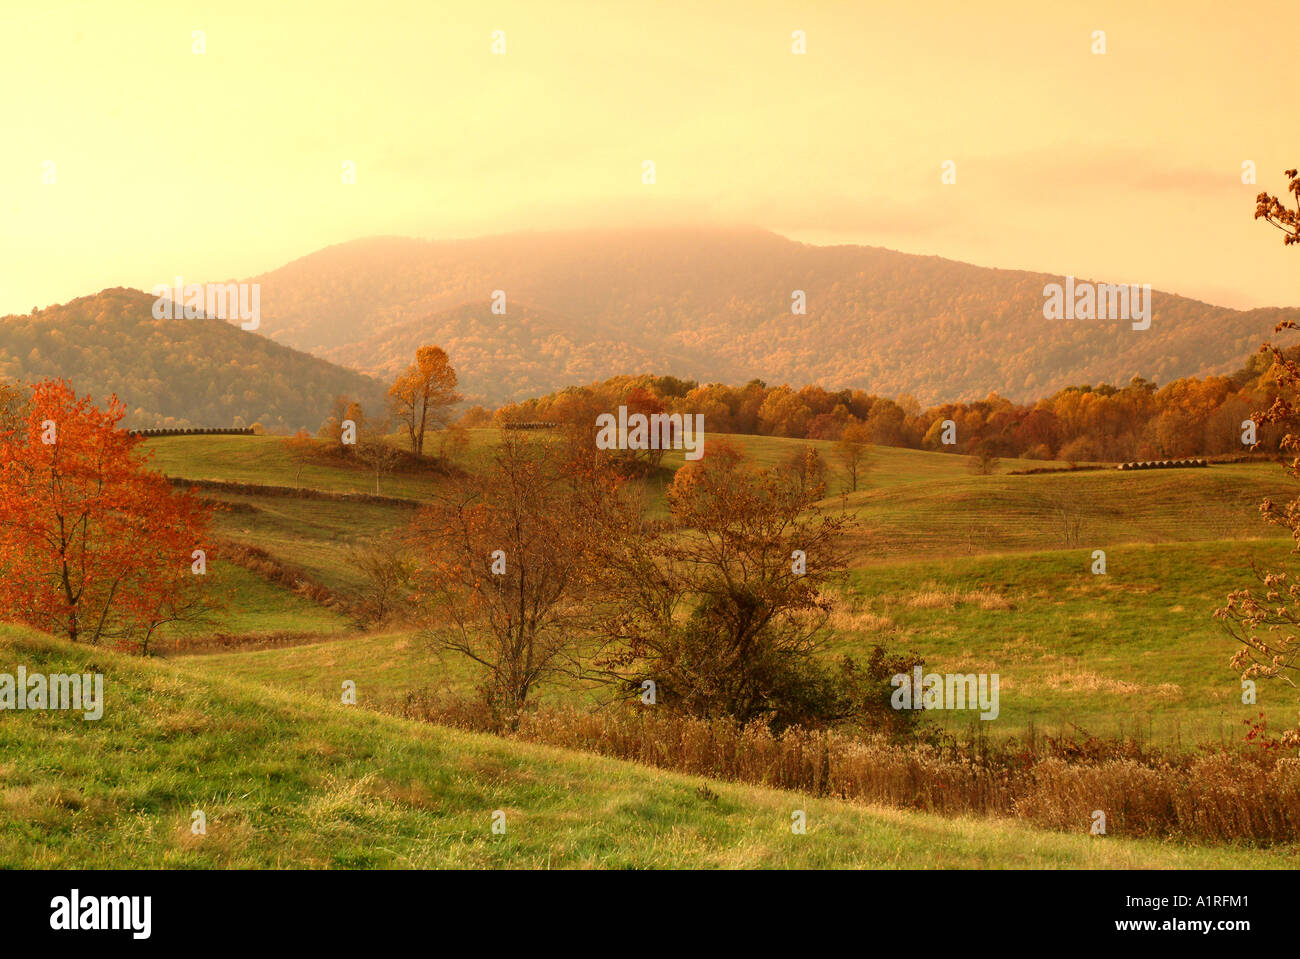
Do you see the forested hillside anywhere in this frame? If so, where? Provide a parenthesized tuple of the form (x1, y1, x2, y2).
(0, 288, 387, 430)
(244, 227, 1299, 405)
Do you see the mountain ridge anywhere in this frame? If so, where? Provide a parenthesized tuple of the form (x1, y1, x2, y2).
(0, 288, 388, 430)
(241, 227, 1298, 406)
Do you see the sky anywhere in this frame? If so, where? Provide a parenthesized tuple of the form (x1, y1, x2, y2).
(1, 0, 1297, 317)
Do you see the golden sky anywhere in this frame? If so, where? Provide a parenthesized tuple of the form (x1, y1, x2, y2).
(2, 0, 1296, 316)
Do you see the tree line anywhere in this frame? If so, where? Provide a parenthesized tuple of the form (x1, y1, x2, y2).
(483, 352, 1288, 463)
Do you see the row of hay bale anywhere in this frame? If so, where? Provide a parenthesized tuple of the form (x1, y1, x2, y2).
(129, 427, 256, 437)
(1116, 459, 1207, 471)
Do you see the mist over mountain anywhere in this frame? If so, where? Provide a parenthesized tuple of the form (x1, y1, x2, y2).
(7, 231, 1289, 428)
(243, 227, 1298, 406)
(0, 288, 388, 430)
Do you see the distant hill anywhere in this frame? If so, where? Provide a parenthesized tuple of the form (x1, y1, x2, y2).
(243, 227, 1300, 406)
(0, 288, 387, 431)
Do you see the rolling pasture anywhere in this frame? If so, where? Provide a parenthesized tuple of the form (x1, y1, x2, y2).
(5, 430, 1298, 868)
(148, 431, 1298, 750)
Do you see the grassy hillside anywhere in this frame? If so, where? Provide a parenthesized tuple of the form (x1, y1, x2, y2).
(199, 539, 1293, 746)
(2, 626, 1291, 869)
(135, 430, 1063, 645)
(143, 434, 445, 499)
(212, 496, 413, 593)
(836, 540, 1294, 741)
(194, 629, 463, 701)
(839, 462, 1292, 562)
(146, 433, 1293, 561)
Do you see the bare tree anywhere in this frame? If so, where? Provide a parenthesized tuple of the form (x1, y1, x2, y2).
(355, 435, 402, 494)
(1042, 484, 1084, 547)
(434, 423, 471, 466)
(967, 438, 1000, 475)
(281, 428, 316, 484)
(348, 537, 414, 626)
(406, 432, 631, 726)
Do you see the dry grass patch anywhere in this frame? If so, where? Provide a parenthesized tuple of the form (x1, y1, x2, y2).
(903, 585, 1014, 611)
(948, 654, 1004, 675)
(172, 810, 256, 860)
(368, 777, 437, 810)
(1042, 671, 1182, 700)
(999, 636, 1049, 662)
(387, 701, 1300, 843)
(827, 607, 898, 634)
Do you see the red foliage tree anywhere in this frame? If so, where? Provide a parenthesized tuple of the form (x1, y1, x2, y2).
(0, 379, 213, 649)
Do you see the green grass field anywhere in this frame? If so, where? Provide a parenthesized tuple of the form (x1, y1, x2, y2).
(839, 463, 1291, 563)
(143, 434, 445, 499)
(835, 539, 1293, 742)
(141, 430, 509, 500)
(154, 562, 352, 642)
(159, 433, 1298, 752)
(4, 626, 1293, 868)
(201, 535, 1292, 747)
(11, 430, 1300, 868)
(213, 496, 414, 593)
(194, 629, 447, 703)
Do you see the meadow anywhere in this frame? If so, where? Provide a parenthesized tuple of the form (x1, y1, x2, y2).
(7, 427, 1285, 867)
(153, 432, 1297, 749)
(2, 625, 1293, 868)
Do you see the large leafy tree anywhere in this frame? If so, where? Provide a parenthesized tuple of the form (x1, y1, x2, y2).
(592, 442, 910, 730)
(388, 346, 461, 457)
(0, 379, 213, 649)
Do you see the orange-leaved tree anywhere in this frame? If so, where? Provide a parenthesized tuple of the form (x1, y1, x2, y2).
(389, 346, 461, 457)
(0, 379, 214, 650)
